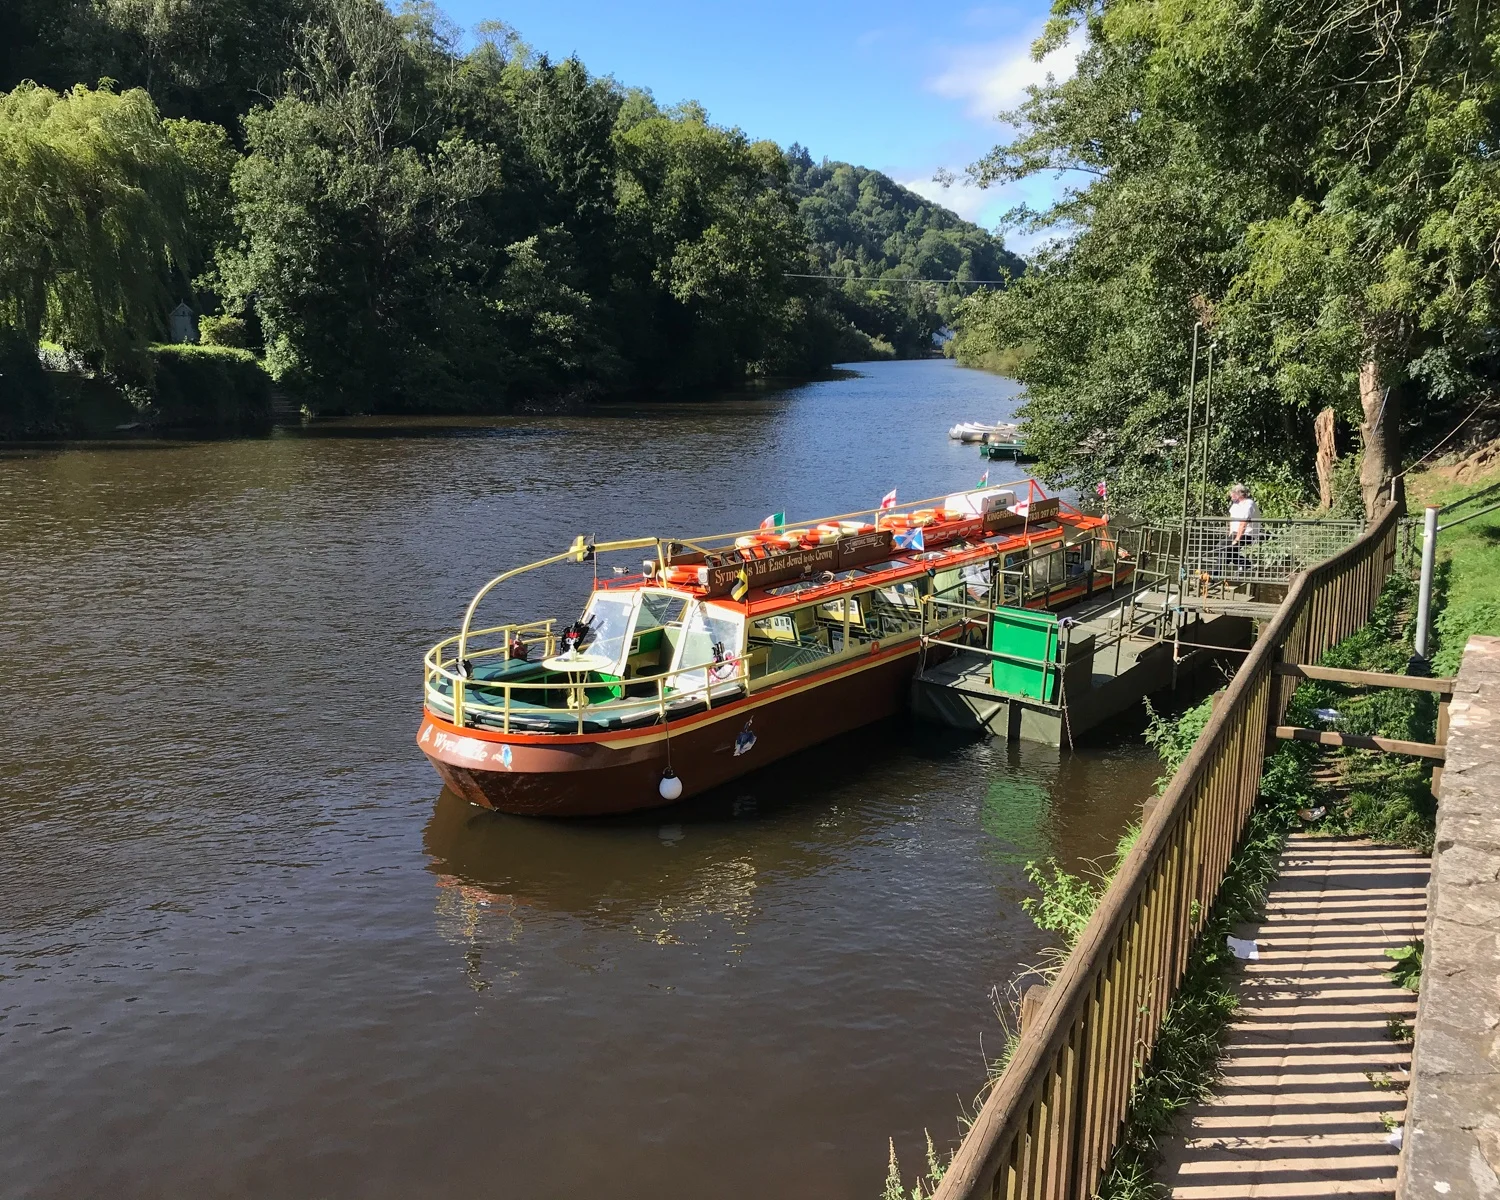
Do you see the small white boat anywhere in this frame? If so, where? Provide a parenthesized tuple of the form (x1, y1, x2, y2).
(948, 421, 1020, 444)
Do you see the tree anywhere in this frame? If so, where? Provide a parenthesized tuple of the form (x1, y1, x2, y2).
(1, 0, 316, 135)
(956, 0, 1500, 518)
(0, 82, 227, 369)
(612, 107, 808, 386)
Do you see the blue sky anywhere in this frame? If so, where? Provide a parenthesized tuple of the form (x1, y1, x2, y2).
(432, 0, 1080, 255)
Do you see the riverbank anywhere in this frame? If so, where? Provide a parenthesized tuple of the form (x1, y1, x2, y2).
(882, 452, 1500, 1198)
(0, 339, 272, 438)
(0, 344, 942, 441)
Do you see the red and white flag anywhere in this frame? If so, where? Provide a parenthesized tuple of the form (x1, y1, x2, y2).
(879, 488, 898, 510)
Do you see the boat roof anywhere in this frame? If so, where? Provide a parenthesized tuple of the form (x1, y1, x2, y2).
(589, 485, 1110, 618)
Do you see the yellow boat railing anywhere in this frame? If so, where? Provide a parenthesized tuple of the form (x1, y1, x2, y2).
(423, 635, 751, 736)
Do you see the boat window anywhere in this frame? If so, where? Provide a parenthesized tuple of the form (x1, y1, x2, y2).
(1065, 540, 1093, 580)
(961, 561, 994, 601)
(577, 593, 638, 666)
(849, 580, 924, 639)
(1029, 546, 1065, 592)
(639, 591, 688, 627)
(762, 569, 859, 599)
(854, 559, 910, 575)
(669, 603, 746, 694)
(928, 565, 969, 624)
(746, 602, 843, 679)
(1094, 533, 1118, 573)
(1000, 551, 1027, 604)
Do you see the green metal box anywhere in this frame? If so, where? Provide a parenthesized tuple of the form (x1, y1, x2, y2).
(989, 607, 1062, 702)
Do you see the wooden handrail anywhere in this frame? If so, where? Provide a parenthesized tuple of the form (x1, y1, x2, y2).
(933, 504, 1402, 1200)
(1273, 726, 1446, 760)
(1270, 662, 1455, 693)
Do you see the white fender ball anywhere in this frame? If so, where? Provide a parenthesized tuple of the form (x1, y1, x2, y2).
(658, 771, 683, 801)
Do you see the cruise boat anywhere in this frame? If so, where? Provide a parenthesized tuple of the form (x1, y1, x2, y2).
(418, 481, 1133, 816)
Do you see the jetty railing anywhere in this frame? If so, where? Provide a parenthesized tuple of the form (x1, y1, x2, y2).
(932, 503, 1400, 1200)
(1162, 517, 1366, 586)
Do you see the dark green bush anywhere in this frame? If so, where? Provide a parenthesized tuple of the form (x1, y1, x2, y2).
(147, 343, 271, 429)
(0, 325, 61, 436)
(198, 315, 251, 349)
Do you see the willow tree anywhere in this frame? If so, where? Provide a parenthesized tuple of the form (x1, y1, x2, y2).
(957, 0, 1500, 517)
(0, 82, 232, 369)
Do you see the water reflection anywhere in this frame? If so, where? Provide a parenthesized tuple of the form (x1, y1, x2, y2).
(420, 722, 918, 957)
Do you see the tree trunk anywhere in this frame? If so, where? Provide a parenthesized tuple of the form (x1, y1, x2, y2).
(1357, 355, 1401, 517)
(1314, 406, 1337, 509)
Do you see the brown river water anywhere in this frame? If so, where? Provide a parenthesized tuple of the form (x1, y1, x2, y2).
(0, 359, 1162, 1198)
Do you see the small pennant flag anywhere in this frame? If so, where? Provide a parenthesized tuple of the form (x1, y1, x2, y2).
(730, 567, 750, 601)
(1095, 480, 1108, 499)
(879, 488, 898, 510)
(894, 527, 926, 552)
(977, 470, 990, 488)
(760, 511, 785, 530)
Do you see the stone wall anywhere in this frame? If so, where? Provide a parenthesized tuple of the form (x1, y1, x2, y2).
(1400, 635, 1500, 1198)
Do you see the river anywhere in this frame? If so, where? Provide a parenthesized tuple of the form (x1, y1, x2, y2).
(0, 358, 1161, 1198)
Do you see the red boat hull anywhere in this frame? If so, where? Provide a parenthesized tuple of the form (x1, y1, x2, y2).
(418, 641, 924, 816)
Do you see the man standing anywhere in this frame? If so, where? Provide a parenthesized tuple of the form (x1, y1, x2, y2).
(1220, 483, 1262, 576)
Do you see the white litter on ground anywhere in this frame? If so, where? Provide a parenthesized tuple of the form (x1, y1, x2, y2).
(1227, 936, 1260, 960)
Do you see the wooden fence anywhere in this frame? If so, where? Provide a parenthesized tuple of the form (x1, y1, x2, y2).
(933, 504, 1402, 1200)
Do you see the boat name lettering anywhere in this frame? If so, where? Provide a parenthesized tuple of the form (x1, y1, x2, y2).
(431, 730, 491, 762)
(704, 544, 838, 596)
(835, 529, 894, 570)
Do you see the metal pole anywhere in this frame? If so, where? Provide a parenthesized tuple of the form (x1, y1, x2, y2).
(1197, 341, 1214, 516)
(1413, 504, 1439, 660)
(1179, 324, 1201, 609)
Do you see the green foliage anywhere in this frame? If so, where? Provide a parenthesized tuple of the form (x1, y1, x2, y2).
(198, 315, 250, 348)
(2, 1, 1004, 414)
(1384, 940, 1424, 992)
(1144, 696, 1214, 786)
(785, 147, 1022, 360)
(946, 338, 1030, 378)
(1022, 860, 1105, 949)
(0, 0, 316, 132)
(147, 343, 270, 428)
(952, 0, 1500, 519)
(0, 82, 229, 371)
(882, 1132, 945, 1200)
(0, 325, 57, 436)
(1278, 572, 1440, 851)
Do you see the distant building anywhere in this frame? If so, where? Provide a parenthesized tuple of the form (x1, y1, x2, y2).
(168, 302, 199, 345)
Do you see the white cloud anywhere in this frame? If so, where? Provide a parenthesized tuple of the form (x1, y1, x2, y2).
(929, 24, 1084, 122)
(899, 175, 993, 223)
